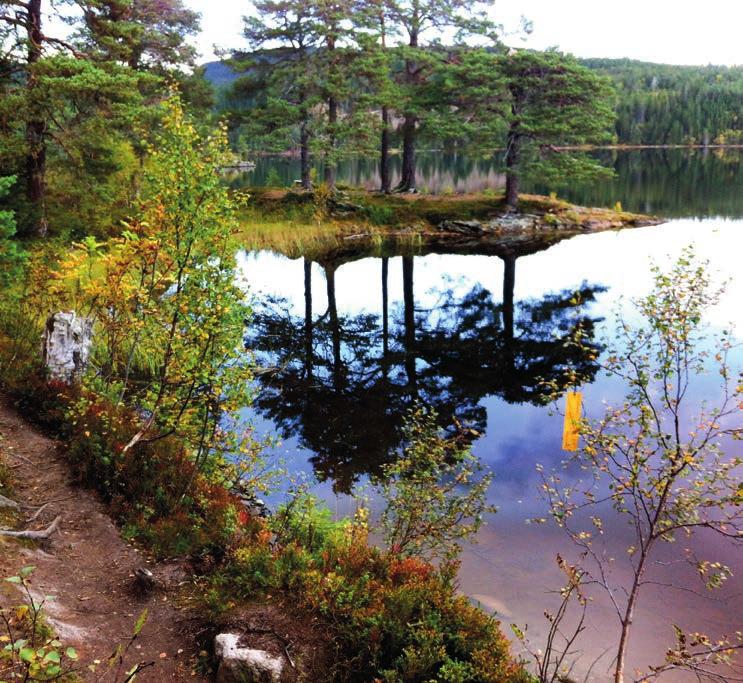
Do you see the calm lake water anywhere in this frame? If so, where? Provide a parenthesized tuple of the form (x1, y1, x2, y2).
(230, 147, 743, 218)
(238, 150, 743, 680)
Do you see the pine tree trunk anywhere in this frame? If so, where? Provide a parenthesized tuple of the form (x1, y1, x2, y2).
(505, 126, 521, 210)
(26, 0, 47, 237)
(395, 28, 418, 193)
(300, 119, 311, 190)
(396, 115, 417, 192)
(324, 95, 337, 190)
(380, 106, 391, 193)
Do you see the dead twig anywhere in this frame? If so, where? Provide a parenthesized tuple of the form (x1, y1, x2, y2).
(25, 503, 50, 523)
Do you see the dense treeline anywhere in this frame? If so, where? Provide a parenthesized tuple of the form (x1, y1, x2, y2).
(214, 54, 743, 158)
(221, 0, 614, 201)
(581, 58, 743, 145)
(0, 0, 213, 238)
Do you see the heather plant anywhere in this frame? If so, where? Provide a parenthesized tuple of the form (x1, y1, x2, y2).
(536, 248, 743, 683)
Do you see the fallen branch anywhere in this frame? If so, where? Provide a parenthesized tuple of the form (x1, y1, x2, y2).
(5, 452, 37, 467)
(0, 516, 61, 540)
(0, 493, 19, 510)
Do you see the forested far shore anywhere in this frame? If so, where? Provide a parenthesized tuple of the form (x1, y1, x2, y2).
(209, 55, 743, 150)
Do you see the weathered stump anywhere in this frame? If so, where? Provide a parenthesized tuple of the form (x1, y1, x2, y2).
(42, 311, 93, 383)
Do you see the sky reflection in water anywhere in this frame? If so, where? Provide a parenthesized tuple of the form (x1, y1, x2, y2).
(238, 218, 742, 681)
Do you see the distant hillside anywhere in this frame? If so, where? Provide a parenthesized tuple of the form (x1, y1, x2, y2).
(202, 56, 743, 146)
(203, 61, 240, 88)
(580, 58, 743, 144)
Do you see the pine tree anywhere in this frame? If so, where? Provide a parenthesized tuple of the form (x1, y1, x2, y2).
(238, 0, 323, 189)
(75, 0, 200, 71)
(381, 0, 497, 192)
(0, 0, 80, 235)
(499, 50, 615, 208)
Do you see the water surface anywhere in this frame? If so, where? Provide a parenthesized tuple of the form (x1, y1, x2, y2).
(230, 148, 743, 218)
(238, 154, 743, 680)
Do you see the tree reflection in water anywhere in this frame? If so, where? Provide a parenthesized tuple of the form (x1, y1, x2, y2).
(245, 247, 607, 494)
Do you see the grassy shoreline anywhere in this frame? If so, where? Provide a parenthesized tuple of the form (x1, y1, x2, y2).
(237, 188, 662, 258)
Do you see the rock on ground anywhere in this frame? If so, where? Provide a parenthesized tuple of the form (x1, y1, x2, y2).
(214, 633, 284, 683)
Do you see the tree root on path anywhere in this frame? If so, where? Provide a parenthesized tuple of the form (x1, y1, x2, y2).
(0, 493, 19, 509)
(0, 516, 61, 540)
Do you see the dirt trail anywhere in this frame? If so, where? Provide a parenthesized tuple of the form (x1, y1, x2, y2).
(0, 396, 209, 682)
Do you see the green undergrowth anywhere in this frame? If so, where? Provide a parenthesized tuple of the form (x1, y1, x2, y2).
(1, 374, 533, 681)
(204, 487, 531, 683)
(0, 571, 81, 682)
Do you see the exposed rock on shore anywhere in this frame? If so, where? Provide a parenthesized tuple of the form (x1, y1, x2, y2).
(437, 210, 660, 236)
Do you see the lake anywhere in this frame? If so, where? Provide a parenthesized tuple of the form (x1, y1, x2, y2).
(238, 150, 743, 681)
(229, 147, 743, 218)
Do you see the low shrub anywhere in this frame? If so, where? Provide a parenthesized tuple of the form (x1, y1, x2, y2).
(216, 513, 529, 682)
(64, 391, 247, 557)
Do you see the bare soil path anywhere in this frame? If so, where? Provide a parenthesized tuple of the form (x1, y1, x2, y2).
(0, 395, 209, 682)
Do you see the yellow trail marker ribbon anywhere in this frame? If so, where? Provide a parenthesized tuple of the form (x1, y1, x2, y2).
(562, 391, 583, 452)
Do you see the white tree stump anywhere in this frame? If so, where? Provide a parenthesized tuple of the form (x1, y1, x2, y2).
(42, 311, 93, 383)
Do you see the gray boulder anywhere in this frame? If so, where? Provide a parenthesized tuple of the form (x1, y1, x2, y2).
(438, 219, 491, 235)
(214, 633, 284, 683)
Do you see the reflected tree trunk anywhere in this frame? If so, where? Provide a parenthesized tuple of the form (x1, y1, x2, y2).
(502, 253, 516, 343)
(501, 253, 516, 375)
(382, 257, 389, 356)
(325, 265, 341, 384)
(402, 256, 417, 394)
(304, 258, 313, 379)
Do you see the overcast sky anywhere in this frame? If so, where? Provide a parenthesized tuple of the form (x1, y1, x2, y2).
(186, 0, 742, 67)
